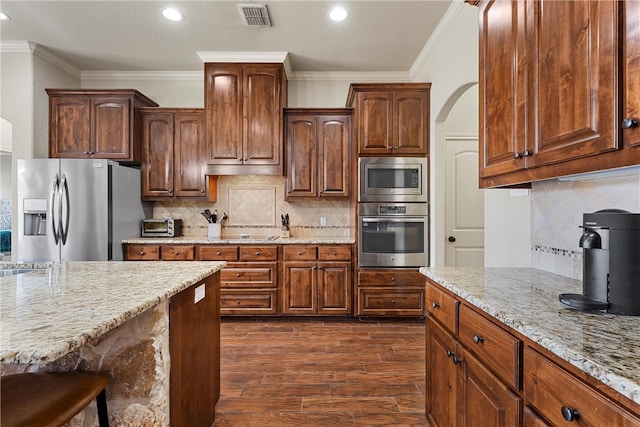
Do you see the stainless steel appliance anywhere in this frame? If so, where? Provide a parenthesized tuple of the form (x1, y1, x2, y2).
(358, 157, 428, 203)
(141, 218, 183, 237)
(559, 209, 640, 315)
(17, 158, 152, 261)
(358, 203, 429, 267)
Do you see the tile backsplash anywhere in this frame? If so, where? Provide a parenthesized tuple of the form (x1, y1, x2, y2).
(153, 175, 353, 238)
(530, 169, 640, 279)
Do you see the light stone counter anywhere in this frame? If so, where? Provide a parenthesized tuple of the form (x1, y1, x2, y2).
(0, 260, 224, 365)
(123, 236, 355, 245)
(420, 267, 640, 405)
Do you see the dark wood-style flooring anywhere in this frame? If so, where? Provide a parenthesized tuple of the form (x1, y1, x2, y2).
(214, 317, 429, 427)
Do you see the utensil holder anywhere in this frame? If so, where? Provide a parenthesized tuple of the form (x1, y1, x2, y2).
(208, 223, 221, 239)
(281, 227, 290, 238)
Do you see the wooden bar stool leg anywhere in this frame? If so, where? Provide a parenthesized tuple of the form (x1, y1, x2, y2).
(96, 389, 110, 427)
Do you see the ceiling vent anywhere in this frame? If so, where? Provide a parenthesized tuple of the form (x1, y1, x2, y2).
(237, 4, 271, 27)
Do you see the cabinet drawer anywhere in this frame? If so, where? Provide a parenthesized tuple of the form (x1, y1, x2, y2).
(318, 245, 351, 261)
(125, 244, 160, 260)
(358, 269, 424, 287)
(283, 245, 317, 260)
(358, 287, 425, 316)
(458, 304, 521, 389)
(524, 347, 640, 427)
(240, 246, 278, 261)
(160, 245, 195, 260)
(425, 282, 458, 332)
(220, 290, 278, 315)
(220, 263, 277, 288)
(197, 246, 239, 261)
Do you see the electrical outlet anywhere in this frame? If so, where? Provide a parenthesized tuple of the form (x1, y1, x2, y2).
(320, 217, 327, 227)
(194, 284, 205, 304)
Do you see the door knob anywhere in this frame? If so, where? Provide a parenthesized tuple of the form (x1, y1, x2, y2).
(621, 118, 639, 129)
(448, 236, 456, 242)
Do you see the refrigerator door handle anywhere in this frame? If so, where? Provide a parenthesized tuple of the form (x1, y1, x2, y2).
(51, 174, 60, 244)
(60, 174, 70, 245)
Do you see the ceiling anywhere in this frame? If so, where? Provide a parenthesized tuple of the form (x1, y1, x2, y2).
(0, 1, 454, 76)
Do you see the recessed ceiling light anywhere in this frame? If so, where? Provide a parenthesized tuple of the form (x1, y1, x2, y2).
(0, 12, 10, 21)
(161, 8, 184, 21)
(329, 6, 348, 22)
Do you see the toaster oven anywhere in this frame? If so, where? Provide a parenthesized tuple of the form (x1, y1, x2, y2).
(141, 218, 182, 237)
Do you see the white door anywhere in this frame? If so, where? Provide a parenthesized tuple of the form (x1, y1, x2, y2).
(445, 137, 484, 267)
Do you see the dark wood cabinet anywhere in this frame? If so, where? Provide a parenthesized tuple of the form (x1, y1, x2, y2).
(357, 269, 425, 316)
(47, 89, 158, 164)
(346, 83, 430, 155)
(284, 108, 351, 200)
(139, 108, 206, 200)
(204, 63, 286, 175)
(477, 0, 640, 187)
(124, 244, 195, 261)
(282, 245, 352, 315)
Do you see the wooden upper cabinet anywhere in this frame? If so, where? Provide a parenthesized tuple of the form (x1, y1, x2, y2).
(204, 63, 287, 175)
(285, 108, 351, 200)
(47, 89, 158, 164)
(478, 0, 640, 187)
(140, 108, 206, 200)
(623, 0, 640, 149)
(527, 0, 618, 168)
(347, 83, 430, 155)
(479, 0, 527, 178)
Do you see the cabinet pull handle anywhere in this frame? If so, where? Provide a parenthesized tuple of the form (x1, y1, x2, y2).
(561, 406, 580, 422)
(622, 118, 639, 129)
(432, 302, 440, 309)
(473, 335, 484, 344)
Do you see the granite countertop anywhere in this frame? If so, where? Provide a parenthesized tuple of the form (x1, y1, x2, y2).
(0, 260, 225, 365)
(420, 267, 640, 405)
(123, 236, 356, 245)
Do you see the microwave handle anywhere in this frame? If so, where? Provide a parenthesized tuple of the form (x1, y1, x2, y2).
(361, 217, 426, 223)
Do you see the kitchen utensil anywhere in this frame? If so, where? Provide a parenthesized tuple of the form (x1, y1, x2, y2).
(201, 212, 211, 223)
(219, 212, 228, 224)
(212, 210, 218, 223)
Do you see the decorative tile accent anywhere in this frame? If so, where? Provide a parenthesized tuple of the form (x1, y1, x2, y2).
(228, 186, 276, 226)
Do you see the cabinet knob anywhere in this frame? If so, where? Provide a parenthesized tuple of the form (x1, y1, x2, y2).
(84, 151, 91, 155)
(473, 335, 484, 344)
(452, 356, 461, 365)
(168, 189, 173, 194)
(448, 236, 456, 242)
(298, 252, 303, 255)
(236, 273, 240, 277)
(514, 152, 522, 159)
(255, 251, 260, 256)
(561, 406, 580, 422)
(621, 118, 639, 129)
(446, 350, 454, 358)
(174, 251, 180, 255)
(390, 300, 395, 304)
(432, 302, 440, 309)
(139, 252, 145, 256)
(522, 149, 532, 157)
(216, 251, 221, 255)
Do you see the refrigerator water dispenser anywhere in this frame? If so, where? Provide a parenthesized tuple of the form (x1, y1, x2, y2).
(23, 199, 47, 236)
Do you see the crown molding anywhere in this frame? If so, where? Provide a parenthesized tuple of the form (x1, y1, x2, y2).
(0, 40, 35, 52)
(0, 41, 81, 78)
(409, 0, 465, 80)
(290, 71, 411, 82)
(196, 51, 292, 77)
(82, 70, 203, 81)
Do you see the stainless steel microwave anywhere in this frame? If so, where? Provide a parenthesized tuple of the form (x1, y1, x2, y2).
(141, 218, 182, 237)
(358, 157, 428, 202)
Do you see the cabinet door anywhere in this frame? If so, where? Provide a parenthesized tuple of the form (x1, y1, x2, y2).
(174, 112, 205, 197)
(205, 64, 243, 164)
(318, 115, 350, 197)
(49, 97, 92, 158)
(243, 65, 284, 166)
(282, 262, 316, 314)
(479, 0, 527, 178)
(393, 91, 428, 155)
(357, 91, 393, 154)
(458, 348, 521, 427)
(623, 0, 640, 148)
(141, 111, 174, 198)
(426, 318, 458, 427)
(527, 0, 618, 168)
(92, 97, 131, 159)
(286, 115, 317, 198)
(317, 262, 351, 315)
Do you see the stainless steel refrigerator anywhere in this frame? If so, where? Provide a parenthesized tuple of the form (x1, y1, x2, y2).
(17, 158, 152, 262)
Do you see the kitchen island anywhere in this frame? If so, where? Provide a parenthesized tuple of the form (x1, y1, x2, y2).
(421, 267, 640, 425)
(0, 260, 224, 426)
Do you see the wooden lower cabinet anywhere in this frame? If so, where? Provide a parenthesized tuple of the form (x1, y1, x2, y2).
(124, 244, 194, 260)
(426, 279, 640, 426)
(357, 269, 425, 316)
(282, 245, 352, 315)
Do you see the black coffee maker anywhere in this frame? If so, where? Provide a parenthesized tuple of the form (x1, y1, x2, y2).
(559, 209, 640, 316)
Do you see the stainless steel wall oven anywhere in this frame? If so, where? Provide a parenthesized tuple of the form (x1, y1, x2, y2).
(358, 203, 429, 268)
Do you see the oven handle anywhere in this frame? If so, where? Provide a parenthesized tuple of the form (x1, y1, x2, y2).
(361, 217, 426, 223)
